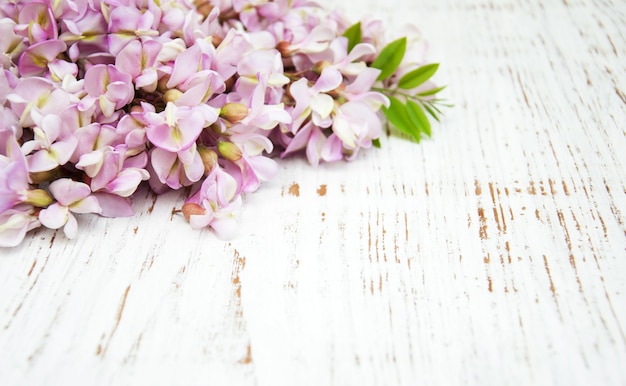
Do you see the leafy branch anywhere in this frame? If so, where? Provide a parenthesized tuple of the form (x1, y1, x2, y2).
(344, 22, 450, 144)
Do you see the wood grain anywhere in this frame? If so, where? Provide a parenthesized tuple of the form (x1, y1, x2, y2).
(1, 0, 625, 385)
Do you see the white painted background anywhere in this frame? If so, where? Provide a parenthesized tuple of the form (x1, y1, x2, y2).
(1, 0, 625, 385)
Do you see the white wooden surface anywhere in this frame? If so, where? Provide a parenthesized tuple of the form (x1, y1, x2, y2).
(1, 0, 625, 385)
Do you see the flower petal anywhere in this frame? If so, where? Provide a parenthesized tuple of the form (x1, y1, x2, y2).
(70, 195, 102, 214)
(63, 213, 78, 239)
(91, 192, 133, 217)
(39, 203, 69, 229)
(49, 178, 91, 206)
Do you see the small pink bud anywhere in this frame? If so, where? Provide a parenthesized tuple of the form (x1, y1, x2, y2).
(217, 141, 242, 162)
(130, 105, 144, 113)
(198, 146, 218, 175)
(193, 0, 213, 18)
(164, 89, 184, 103)
(157, 75, 171, 91)
(182, 203, 205, 221)
(313, 60, 332, 74)
(220, 102, 248, 124)
(29, 169, 58, 184)
(277, 41, 295, 57)
(23, 189, 53, 207)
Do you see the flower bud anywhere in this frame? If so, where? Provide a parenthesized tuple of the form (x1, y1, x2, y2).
(198, 146, 218, 174)
(23, 189, 53, 207)
(157, 75, 171, 91)
(29, 169, 58, 184)
(194, 0, 213, 18)
(182, 203, 205, 221)
(130, 105, 144, 113)
(217, 141, 242, 162)
(220, 102, 248, 124)
(313, 60, 332, 74)
(164, 89, 184, 103)
(277, 41, 295, 57)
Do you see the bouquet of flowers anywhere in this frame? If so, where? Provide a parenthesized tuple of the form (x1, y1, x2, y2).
(0, 0, 446, 247)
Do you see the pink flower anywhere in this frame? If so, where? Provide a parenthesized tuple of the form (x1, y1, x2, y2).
(150, 144, 204, 190)
(220, 135, 279, 193)
(18, 39, 67, 77)
(59, 6, 108, 61)
(212, 30, 254, 80)
(0, 206, 40, 247)
(0, 129, 29, 213)
(281, 122, 342, 166)
(115, 38, 162, 92)
(145, 102, 205, 152)
(21, 114, 78, 173)
(7, 77, 71, 128)
(236, 50, 289, 99)
(288, 67, 342, 132)
(165, 39, 215, 89)
(183, 165, 242, 239)
(342, 67, 389, 106)
(107, 5, 160, 55)
(14, 2, 58, 44)
(77, 145, 149, 198)
(0, 19, 27, 68)
(238, 73, 292, 131)
(80, 64, 134, 117)
(332, 100, 383, 153)
(38, 178, 102, 239)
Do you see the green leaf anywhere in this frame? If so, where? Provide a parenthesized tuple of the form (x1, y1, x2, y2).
(372, 138, 381, 148)
(406, 100, 431, 137)
(371, 37, 407, 81)
(342, 22, 362, 53)
(417, 85, 446, 97)
(422, 103, 440, 122)
(382, 95, 420, 142)
(397, 63, 439, 90)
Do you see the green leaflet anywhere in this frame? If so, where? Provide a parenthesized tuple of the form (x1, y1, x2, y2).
(422, 103, 441, 122)
(371, 37, 407, 81)
(342, 21, 362, 53)
(417, 85, 446, 97)
(372, 138, 381, 148)
(397, 63, 439, 90)
(406, 100, 431, 137)
(382, 95, 421, 142)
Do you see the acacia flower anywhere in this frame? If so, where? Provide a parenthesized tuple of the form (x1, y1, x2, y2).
(183, 165, 242, 239)
(281, 121, 342, 166)
(7, 77, 71, 128)
(115, 38, 162, 92)
(38, 178, 102, 239)
(165, 39, 216, 89)
(77, 145, 149, 198)
(145, 102, 206, 152)
(287, 67, 343, 132)
(14, 2, 58, 44)
(59, 6, 108, 61)
(239, 73, 291, 131)
(80, 64, 134, 118)
(236, 50, 289, 99)
(332, 100, 383, 153)
(107, 5, 160, 55)
(150, 143, 204, 190)
(21, 114, 78, 173)
(219, 134, 278, 193)
(0, 206, 41, 247)
(0, 19, 27, 68)
(0, 0, 446, 246)
(0, 129, 29, 213)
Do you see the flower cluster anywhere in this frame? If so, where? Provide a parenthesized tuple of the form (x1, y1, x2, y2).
(0, 0, 445, 247)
